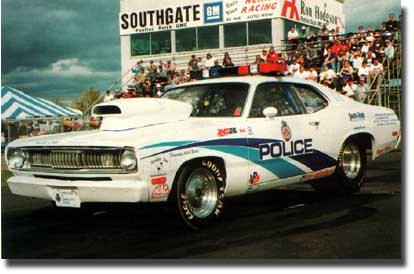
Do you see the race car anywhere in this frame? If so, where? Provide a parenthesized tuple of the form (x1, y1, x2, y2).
(5, 73, 400, 229)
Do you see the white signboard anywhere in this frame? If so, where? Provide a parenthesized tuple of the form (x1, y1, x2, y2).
(119, 0, 344, 35)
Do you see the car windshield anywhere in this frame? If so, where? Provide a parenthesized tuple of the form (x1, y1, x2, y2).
(163, 83, 249, 117)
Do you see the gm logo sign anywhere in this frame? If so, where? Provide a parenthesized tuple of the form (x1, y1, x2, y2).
(204, 2, 223, 23)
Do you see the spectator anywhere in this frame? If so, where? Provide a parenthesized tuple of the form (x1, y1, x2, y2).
(360, 39, 370, 56)
(306, 67, 318, 82)
(211, 60, 223, 69)
(386, 13, 399, 32)
(103, 90, 114, 102)
(287, 26, 299, 50)
(166, 60, 176, 77)
(158, 60, 165, 71)
(178, 69, 189, 83)
(260, 49, 268, 61)
(114, 90, 123, 99)
(358, 60, 370, 79)
(372, 33, 385, 55)
(365, 50, 376, 68)
(323, 47, 337, 73)
(343, 78, 358, 97)
(223, 57, 235, 68)
(293, 65, 309, 80)
(197, 57, 205, 70)
(148, 60, 157, 73)
(204, 53, 215, 69)
(134, 69, 146, 90)
(142, 75, 154, 97)
(165, 75, 180, 91)
(350, 49, 364, 75)
(153, 73, 168, 89)
(304, 43, 319, 68)
(253, 55, 264, 65)
(384, 40, 395, 60)
(266, 47, 279, 63)
(319, 65, 336, 85)
(131, 61, 144, 75)
(340, 60, 354, 82)
(369, 58, 384, 105)
(155, 84, 164, 97)
(222, 52, 231, 66)
(188, 55, 198, 72)
(306, 31, 317, 43)
(288, 58, 300, 75)
(354, 77, 369, 103)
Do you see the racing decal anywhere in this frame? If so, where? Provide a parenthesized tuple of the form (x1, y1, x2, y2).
(373, 113, 399, 126)
(281, 121, 292, 141)
(217, 127, 246, 137)
(302, 167, 336, 180)
(141, 138, 336, 179)
(150, 176, 167, 185)
(151, 183, 170, 199)
(248, 171, 261, 185)
(348, 112, 365, 121)
(376, 146, 392, 156)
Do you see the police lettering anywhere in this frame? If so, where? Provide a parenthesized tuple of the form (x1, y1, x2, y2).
(120, 5, 201, 30)
(259, 139, 313, 160)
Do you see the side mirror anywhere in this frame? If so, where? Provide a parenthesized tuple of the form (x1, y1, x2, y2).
(263, 107, 278, 119)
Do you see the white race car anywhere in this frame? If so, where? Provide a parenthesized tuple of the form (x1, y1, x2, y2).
(5, 75, 400, 229)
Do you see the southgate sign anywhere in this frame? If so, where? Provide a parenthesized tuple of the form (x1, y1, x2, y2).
(119, 0, 344, 35)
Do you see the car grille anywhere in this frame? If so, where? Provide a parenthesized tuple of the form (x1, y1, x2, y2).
(23, 148, 128, 173)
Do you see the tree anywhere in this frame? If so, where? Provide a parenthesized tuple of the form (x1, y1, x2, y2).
(70, 87, 103, 116)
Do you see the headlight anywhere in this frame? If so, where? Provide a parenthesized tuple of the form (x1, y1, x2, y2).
(120, 150, 137, 171)
(7, 149, 29, 169)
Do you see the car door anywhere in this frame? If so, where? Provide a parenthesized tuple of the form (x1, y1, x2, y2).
(245, 82, 333, 191)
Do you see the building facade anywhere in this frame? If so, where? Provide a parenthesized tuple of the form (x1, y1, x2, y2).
(119, 0, 345, 84)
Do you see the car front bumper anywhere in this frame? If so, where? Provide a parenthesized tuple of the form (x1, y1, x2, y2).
(7, 175, 150, 204)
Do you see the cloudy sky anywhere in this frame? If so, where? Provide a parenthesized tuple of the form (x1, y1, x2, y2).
(1, 0, 402, 103)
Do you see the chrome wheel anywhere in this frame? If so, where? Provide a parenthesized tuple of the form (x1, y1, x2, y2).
(185, 169, 218, 219)
(341, 143, 361, 180)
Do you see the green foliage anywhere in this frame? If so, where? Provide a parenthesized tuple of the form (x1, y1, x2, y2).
(70, 87, 103, 115)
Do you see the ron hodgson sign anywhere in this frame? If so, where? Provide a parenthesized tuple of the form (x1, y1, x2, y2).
(119, 0, 344, 35)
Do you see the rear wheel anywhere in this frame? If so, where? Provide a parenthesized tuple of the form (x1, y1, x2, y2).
(311, 140, 367, 194)
(176, 160, 225, 230)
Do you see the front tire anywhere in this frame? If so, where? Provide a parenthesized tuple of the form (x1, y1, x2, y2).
(176, 160, 225, 230)
(312, 140, 367, 194)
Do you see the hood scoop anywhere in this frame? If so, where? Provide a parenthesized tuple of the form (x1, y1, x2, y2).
(92, 98, 193, 131)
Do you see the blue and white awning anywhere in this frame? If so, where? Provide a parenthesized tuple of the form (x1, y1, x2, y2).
(1, 86, 82, 120)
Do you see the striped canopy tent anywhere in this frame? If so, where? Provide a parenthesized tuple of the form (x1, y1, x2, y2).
(1, 86, 82, 120)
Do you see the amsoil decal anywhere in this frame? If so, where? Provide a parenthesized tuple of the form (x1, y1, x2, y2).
(152, 183, 170, 199)
(217, 127, 246, 137)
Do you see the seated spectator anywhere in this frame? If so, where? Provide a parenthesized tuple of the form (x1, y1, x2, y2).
(188, 55, 198, 72)
(350, 49, 364, 75)
(306, 67, 318, 82)
(266, 47, 279, 63)
(148, 60, 157, 73)
(252, 55, 264, 65)
(155, 84, 164, 98)
(323, 48, 338, 72)
(153, 73, 168, 90)
(197, 57, 205, 70)
(178, 69, 189, 83)
(319, 65, 336, 84)
(222, 52, 231, 66)
(131, 61, 144, 75)
(384, 39, 395, 60)
(293, 65, 309, 80)
(204, 53, 215, 69)
(304, 43, 319, 68)
(288, 58, 300, 75)
(123, 89, 136, 99)
(306, 30, 317, 43)
(260, 49, 268, 61)
(211, 60, 223, 69)
(340, 61, 354, 82)
(165, 75, 180, 91)
(358, 61, 370, 79)
(369, 58, 384, 104)
(114, 90, 123, 99)
(158, 65, 168, 79)
(343, 78, 358, 97)
(223, 57, 235, 68)
(103, 90, 114, 102)
(386, 13, 399, 32)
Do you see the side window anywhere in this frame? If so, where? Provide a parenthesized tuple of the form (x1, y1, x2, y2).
(295, 85, 328, 113)
(250, 83, 304, 118)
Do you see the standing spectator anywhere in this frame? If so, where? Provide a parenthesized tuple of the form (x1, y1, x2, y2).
(369, 58, 384, 106)
(260, 49, 268, 61)
(354, 77, 369, 103)
(299, 26, 307, 45)
(103, 90, 114, 102)
(204, 53, 215, 69)
(266, 47, 279, 63)
(386, 13, 399, 32)
(287, 26, 299, 50)
(131, 61, 144, 75)
(188, 55, 198, 72)
(166, 60, 176, 77)
(197, 57, 205, 70)
(142, 75, 154, 97)
(384, 40, 395, 60)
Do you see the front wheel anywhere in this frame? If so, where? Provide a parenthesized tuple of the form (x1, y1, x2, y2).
(312, 140, 367, 194)
(176, 160, 225, 230)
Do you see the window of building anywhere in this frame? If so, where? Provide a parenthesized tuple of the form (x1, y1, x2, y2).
(176, 28, 197, 52)
(130, 31, 171, 56)
(198, 25, 219, 50)
(131, 33, 150, 56)
(224, 22, 247, 47)
(248, 20, 272, 45)
(151, 31, 171, 54)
